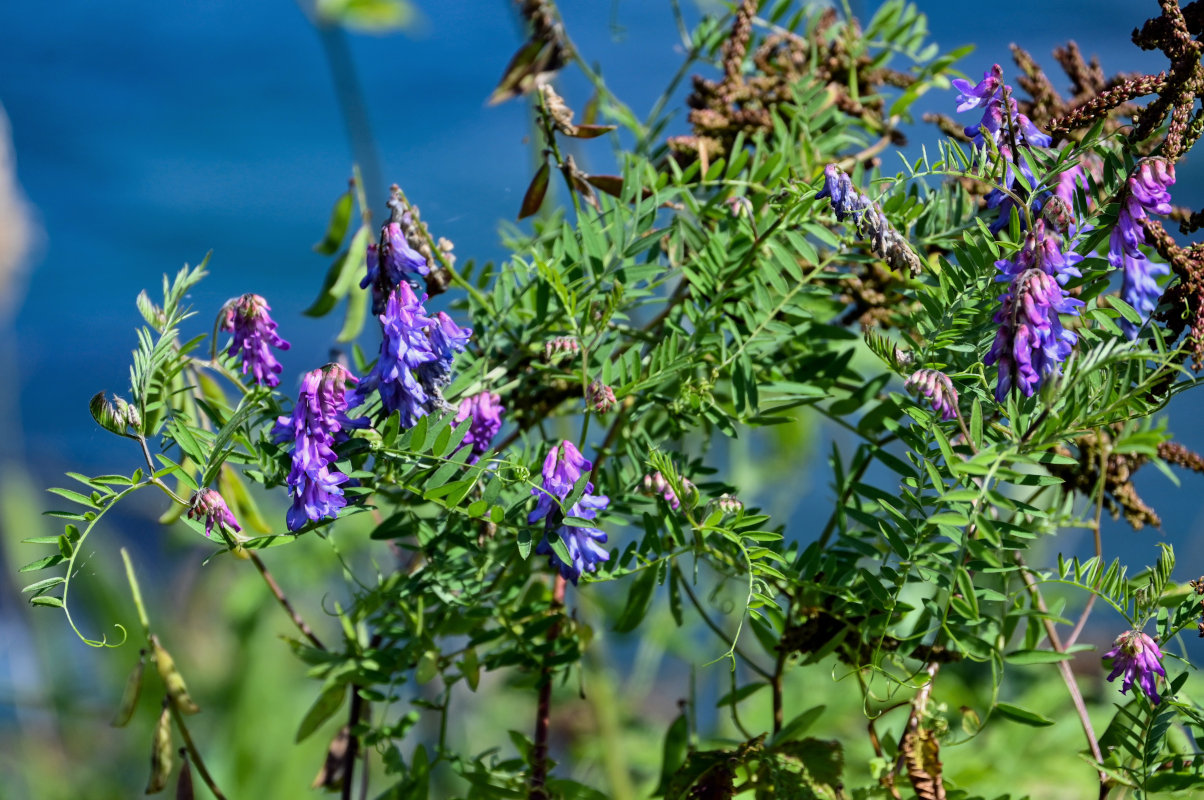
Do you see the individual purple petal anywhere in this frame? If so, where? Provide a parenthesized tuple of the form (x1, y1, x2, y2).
(952, 64, 1003, 113)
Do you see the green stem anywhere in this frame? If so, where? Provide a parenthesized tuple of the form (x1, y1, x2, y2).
(170, 702, 228, 800)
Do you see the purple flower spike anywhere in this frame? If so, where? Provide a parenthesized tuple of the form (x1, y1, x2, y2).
(951, 64, 1003, 113)
(985, 268, 1083, 402)
(354, 283, 438, 427)
(1104, 630, 1166, 704)
(454, 391, 504, 462)
(1106, 158, 1176, 338)
(187, 488, 241, 538)
(222, 294, 291, 387)
(362, 220, 429, 315)
(904, 369, 959, 421)
(273, 364, 365, 531)
(530, 440, 610, 584)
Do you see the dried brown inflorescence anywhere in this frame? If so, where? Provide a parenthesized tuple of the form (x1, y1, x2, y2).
(668, 5, 911, 169)
(830, 259, 919, 328)
(1049, 427, 1204, 530)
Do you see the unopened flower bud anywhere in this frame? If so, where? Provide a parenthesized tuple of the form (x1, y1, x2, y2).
(718, 493, 743, 514)
(544, 336, 580, 361)
(113, 395, 142, 430)
(904, 368, 959, 422)
(726, 196, 753, 218)
(187, 488, 242, 539)
(587, 380, 617, 413)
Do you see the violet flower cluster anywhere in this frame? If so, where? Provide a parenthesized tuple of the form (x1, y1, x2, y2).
(222, 294, 290, 387)
(1108, 158, 1175, 339)
(454, 391, 504, 463)
(187, 488, 241, 538)
(816, 164, 921, 275)
(953, 64, 1061, 233)
(362, 218, 430, 315)
(1104, 629, 1167, 704)
(273, 364, 365, 531)
(353, 283, 472, 428)
(904, 369, 959, 421)
(530, 440, 610, 584)
(984, 221, 1084, 400)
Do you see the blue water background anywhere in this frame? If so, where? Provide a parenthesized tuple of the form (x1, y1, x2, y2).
(1, 0, 1201, 579)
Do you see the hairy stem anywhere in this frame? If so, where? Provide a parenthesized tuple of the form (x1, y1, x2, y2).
(530, 574, 567, 799)
(249, 551, 325, 651)
(1018, 561, 1105, 781)
(170, 702, 228, 800)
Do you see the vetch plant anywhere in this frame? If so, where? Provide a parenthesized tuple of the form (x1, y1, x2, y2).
(22, 1, 1204, 798)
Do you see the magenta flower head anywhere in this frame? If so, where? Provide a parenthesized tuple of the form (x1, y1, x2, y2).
(187, 488, 241, 538)
(1107, 158, 1176, 338)
(1104, 629, 1167, 704)
(530, 441, 610, 584)
(221, 294, 291, 387)
(272, 363, 366, 531)
(904, 369, 959, 421)
(454, 391, 504, 462)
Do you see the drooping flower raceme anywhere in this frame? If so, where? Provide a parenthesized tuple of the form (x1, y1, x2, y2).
(187, 488, 241, 538)
(816, 164, 920, 275)
(955, 64, 1051, 150)
(904, 369, 959, 421)
(273, 364, 365, 531)
(221, 294, 290, 387)
(1104, 629, 1167, 704)
(354, 284, 473, 428)
(354, 283, 437, 427)
(1108, 158, 1176, 339)
(954, 64, 1056, 233)
(362, 219, 430, 315)
(530, 440, 610, 584)
(454, 391, 504, 462)
(984, 223, 1084, 401)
